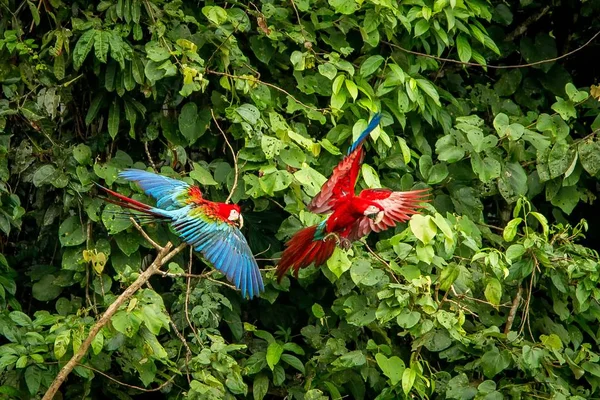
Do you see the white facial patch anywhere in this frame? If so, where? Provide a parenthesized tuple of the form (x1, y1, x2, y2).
(363, 205, 380, 216)
(228, 209, 240, 221)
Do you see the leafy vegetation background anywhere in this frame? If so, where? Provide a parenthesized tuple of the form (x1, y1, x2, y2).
(1, 0, 600, 398)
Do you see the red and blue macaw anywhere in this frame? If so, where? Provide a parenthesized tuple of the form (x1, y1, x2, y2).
(276, 113, 430, 281)
(97, 169, 264, 299)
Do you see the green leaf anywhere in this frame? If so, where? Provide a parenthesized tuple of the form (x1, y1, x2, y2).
(551, 98, 577, 120)
(179, 103, 209, 145)
(190, 163, 218, 186)
(327, 248, 352, 279)
(503, 218, 522, 242)
(375, 354, 405, 385)
(402, 368, 416, 395)
(281, 354, 305, 374)
(409, 215, 437, 245)
(94, 30, 110, 63)
(332, 75, 345, 95)
(328, 0, 357, 14)
(396, 310, 421, 329)
(439, 263, 460, 291)
(91, 331, 104, 355)
(312, 303, 325, 318)
(416, 79, 441, 106)
(413, 20, 430, 37)
(27, 0, 40, 26)
(33, 165, 56, 187)
(361, 164, 381, 188)
(498, 162, 528, 203)
(236, 104, 260, 124)
(529, 212, 549, 237)
(202, 5, 228, 25)
(59, 216, 86, 247)
(259, 170, 293, 196)
(32, 275, 62, 301)
(266, 342, 284, 370)
(15, 355, 27, 369)
(484, 278, 502, 306)
(456, 35, 472, 63)
(551, 186, 580, 214)
(9, 311, 32, 327)
(73, 29, 96, 70)
(253, 373, 269, 400)
(360, 55, 384, 78)
(480, 348, 511, 378)
(578, 141, 600, 176)
(102, 203, 132, 234)
(108, 99, 120, 139)
(73, 144, 92, 165)
(318, 63, 337, 80)
(332, 350, 366, 369)
(294, 167, 327, 197)
(24, 366, 42, 395)
(282, 342, 305, 355)
(54, 329, 71, 359)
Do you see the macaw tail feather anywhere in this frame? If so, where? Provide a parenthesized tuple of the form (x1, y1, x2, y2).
(95, 183, 169, 221)
(347, 112, 381, 155)
(276, 225, 337, 282)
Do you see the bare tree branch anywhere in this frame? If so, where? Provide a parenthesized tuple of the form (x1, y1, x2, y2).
(43, 236, 187, 400)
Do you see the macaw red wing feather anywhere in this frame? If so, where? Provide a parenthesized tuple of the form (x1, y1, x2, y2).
(307, 149, 364, 214)
(276, 225, 337, 282)
(307, 113, 381, 214)
(347, 188, 431, 241)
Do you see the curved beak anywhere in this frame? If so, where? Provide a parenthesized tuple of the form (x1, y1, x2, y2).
(370, 211, 384, 225)
(237, 214, 244, 229)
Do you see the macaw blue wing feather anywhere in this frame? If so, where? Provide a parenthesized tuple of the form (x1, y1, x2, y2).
(119, 169, 192, 210)
(170, 210, 264, 299)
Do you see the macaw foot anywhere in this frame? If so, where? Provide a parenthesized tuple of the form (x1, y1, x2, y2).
(339, 237, 352, 250)
(323, 233, 352, 250)
(323, 232, 341, 245)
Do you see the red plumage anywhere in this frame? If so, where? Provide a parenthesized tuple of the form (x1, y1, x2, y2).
(276, 115, 430, 281)
(276, 225, 337, 282)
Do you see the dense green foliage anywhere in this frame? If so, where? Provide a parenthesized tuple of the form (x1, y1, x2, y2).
(2, 0, 600, 398)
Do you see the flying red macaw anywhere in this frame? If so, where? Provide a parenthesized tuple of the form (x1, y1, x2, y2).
(97, 169, 264, 299)
(276, 113, 430, 281)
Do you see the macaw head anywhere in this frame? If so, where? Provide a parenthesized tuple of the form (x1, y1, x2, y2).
(218, 203, 244, 228)
(358, 201, 385, 225)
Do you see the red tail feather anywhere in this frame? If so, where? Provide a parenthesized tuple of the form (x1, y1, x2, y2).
(276, 225, 337, 282)
(95, 183, 166, 219)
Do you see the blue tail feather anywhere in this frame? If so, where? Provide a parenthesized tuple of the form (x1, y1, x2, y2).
(347, 112, 382, 155)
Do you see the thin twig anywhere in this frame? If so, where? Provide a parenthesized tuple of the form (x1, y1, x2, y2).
(363, 242, 400, 284)
(75, 362, 176, 392)
(211, 110, 239, 204)
(185, 247, 199, 340)
(504, 286, 523, 334)
(205, 275, 237, 290)
(144, 142, 158, 172)
(205, 69, 327, 112)
(504, 6, 550, 42)
(130, 217, 161, 250)
(28, 0, 43, 32)
(382, 29, 600, 70)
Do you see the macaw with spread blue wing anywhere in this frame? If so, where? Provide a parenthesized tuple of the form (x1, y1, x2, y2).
(276, 113, 430, 281)
(97, 169, 264, 299)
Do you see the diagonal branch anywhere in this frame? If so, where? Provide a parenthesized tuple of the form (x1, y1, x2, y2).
(42, 235, 187, 400)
